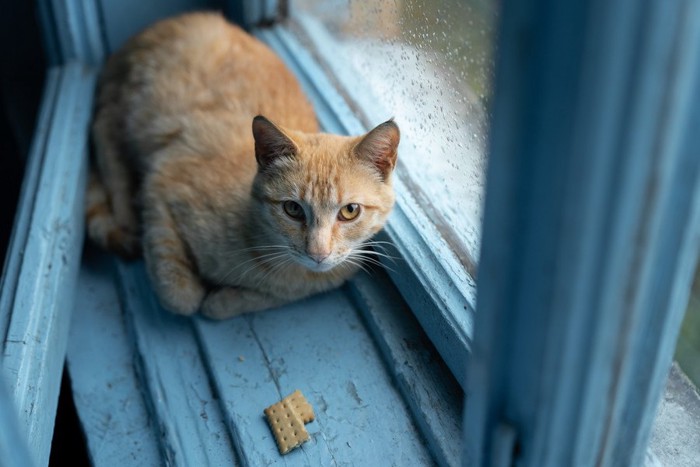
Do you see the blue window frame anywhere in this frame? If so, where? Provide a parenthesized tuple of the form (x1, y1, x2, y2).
(1, 0, 699, 465)
(464, 0, 700, 465)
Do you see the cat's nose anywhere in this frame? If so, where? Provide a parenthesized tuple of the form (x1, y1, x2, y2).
(308, 252, 330, 264)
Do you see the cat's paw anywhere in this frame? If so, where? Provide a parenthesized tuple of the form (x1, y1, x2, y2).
(87, 216, 141, 260)
(200, 287, 244, 320)
(110, 227, 142, 260)
(151, 267, 207, 316)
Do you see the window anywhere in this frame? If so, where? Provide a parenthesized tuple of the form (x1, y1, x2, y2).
(265, 0, 498, 381)
(290, 0, 495, 272)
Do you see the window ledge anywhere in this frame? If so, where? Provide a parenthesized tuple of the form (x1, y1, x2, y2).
(67, 248, 463, 465)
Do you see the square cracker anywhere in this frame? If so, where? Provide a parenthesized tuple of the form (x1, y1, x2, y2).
(264, 400, 309, 455)
(283, 390, 315, 424)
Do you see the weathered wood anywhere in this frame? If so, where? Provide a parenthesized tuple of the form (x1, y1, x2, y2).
(67, 249, 160, 466)
(347, 270, 463, 467)
(115, 260, 239, 466)
(0, 63, 96, 467)
(0, 379, 33, 467)
(196, 284, 436, 466)
(67, 253, 445, 465)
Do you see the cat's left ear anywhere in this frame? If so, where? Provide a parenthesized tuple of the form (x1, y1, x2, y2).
(252, 115, 298, 170)
(354, 119, 400, 182)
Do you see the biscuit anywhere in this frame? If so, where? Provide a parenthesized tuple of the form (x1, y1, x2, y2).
(264, 399, 309, 454)
(264, 390, 316, 455)
(283, 390, 315, 424)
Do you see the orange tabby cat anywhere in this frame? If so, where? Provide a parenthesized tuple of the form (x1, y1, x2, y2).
(86, 12, 399, 319)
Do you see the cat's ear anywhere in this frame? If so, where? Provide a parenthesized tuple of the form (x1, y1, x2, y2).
(252, 115, 298, 169)
(354, 119, 400, 181)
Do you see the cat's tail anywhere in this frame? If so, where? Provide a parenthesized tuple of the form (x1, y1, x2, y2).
(85, 166, 141, 259)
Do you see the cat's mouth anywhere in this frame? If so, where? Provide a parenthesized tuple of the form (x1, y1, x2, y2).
(308, 262, 336, 273)
(300, 258, 337, 273)
(293, 253, 341, 273)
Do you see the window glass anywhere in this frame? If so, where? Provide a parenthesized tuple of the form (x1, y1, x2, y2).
(290, 0, 497, 271)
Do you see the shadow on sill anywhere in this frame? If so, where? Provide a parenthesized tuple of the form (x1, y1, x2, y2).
(49, 368, 90, 467)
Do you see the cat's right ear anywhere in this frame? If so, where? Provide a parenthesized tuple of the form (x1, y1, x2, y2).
(354, 119, 400, 182)
(252, 116, 297, 170)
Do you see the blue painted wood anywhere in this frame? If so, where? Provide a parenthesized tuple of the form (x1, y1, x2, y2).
(195, 284, 436, 466)
(0, 69, 62, 341)
(96, 0, 221, 52)
(346, 270, 463, 467)
(610, 4, 700, 463)
(0, 378, 33, 467)
(93, 0, 280, 54)
(66, 258, 446, 465)
(37, 0, 106, 65)
(115, 261, 239, 466)
(0, 63, 96, 467)
(66, 249, 161, 466)
(256, 26, 474, 388)
(464, 0, 700, 465)
(234, 0, 280, 27)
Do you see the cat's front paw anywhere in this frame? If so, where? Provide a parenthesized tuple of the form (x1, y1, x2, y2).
(152, 270, 207, 316)
(201, 287, 244, 320)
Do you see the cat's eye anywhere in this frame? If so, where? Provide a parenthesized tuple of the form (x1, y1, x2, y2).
(283, 200, 305, 220)
(338, 203, 361, 221)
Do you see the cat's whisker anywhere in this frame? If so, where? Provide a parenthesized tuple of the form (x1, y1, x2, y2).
(362, 241, 395, 253)
(365, 242, 398, 255)
(355, 248, 400, 263)
(343, 257, 372, 276)
(360, 241, 399, 258)
(234, 244, 290, 254)
(215, 250, 290, 286)
(238, 251, 290, 278)
(350, 251, 397, 274)
(363, 240, 394, 246)
(255, 255, 295, 286)
(217, 250, 286, 278)
(353, 254, 384, 268)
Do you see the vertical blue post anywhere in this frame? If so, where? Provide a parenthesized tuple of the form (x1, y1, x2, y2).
(226, 0, 281, 28)
(37, 0, 107, 65)
(464, 0, 700, 465)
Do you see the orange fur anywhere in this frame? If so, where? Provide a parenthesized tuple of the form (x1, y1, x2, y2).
(87, 12, 399, 318)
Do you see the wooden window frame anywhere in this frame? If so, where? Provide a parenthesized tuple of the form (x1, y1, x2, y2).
(2, 0, 699, 465)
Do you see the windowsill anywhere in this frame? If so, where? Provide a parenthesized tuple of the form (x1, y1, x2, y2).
(67, 247, 464, 465)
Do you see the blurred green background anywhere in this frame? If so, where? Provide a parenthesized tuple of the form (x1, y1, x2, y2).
(677, 271, 700, 387)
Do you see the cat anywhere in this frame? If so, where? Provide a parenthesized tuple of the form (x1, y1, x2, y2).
(85, 12, 400, 319)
